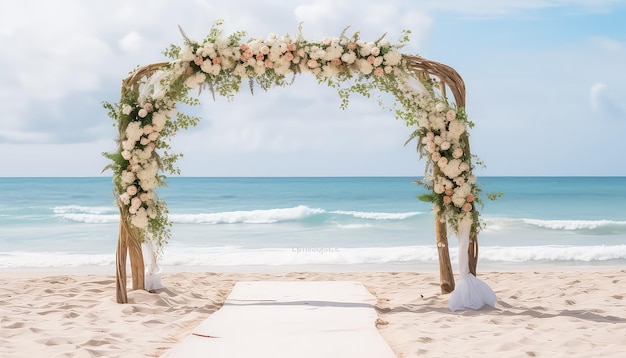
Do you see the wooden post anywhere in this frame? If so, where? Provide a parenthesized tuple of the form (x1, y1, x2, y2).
(435, 212, 455, 294)
(115, 211, 146, 303)
(128, 229, 145, 291)
(468, 228, 478, 275)
(115, 217, 128, 304)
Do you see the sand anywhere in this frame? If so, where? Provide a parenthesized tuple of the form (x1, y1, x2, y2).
(1, 269, 625, 357)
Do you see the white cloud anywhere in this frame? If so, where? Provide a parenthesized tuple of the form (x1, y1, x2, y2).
(590, 83, 606, 110)
(419, 0, 625, 16)
(119, 31, 143, 53)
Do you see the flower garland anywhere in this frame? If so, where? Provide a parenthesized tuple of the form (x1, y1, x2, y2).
(103, 20, 489, 254)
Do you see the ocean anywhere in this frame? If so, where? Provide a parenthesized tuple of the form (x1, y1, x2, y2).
(1, 176, 625, 272)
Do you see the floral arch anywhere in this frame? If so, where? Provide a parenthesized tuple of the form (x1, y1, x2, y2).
(104, 21, 492, 304)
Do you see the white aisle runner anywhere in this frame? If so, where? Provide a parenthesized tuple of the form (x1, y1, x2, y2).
(165, 281, 397, 358)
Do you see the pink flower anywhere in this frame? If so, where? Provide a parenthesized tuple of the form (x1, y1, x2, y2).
(331, 58, 342, 67)
(142, 125, 153, 135)
(240, 44, 249, 51)
(194, 56, 203, 66)
(307, 59, 319, 68)
(426, 132, 435, 140)
(455, 177, 465, 186)
(138, 109, 148, 118)
(126, 185, 138, 196)
(284, 52, 294, 61)
(370, 47, 380, 56)
(431, 152, 442, 161)
(264, 59, 273, 68)
(452, 148, 464, 159)
(322, 37, 332, 46)
(367, 55, 375, 64)
(143, 103, 153, 112)
(462, 203, 473, 212)
(446, 110, 456, 121)
(443, 196, 452, 205)
(445, 188, 453, 196)
(287, 43, 297, 52)
(347, 43, 357, 51)
(139, 192, 149, 202)
(212, 57, 221, 65)
(373, 67, 384, 76)
(466, 194, 474, 202)
(255, 53, 264, 61)
(437, 157, 448, 168)
(260, 45, 270, 55)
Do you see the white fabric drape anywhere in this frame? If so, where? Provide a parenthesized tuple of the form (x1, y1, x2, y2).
(449, 215, 497, 311)
(142, 241, 164, 292)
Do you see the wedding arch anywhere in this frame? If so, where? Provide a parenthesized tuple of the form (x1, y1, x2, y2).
(104, 21, 492, 304)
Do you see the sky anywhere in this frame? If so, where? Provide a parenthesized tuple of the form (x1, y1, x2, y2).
(0, 0, 625, 177)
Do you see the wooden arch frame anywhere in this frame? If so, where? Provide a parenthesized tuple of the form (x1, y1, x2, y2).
(113, 54, 479, 304)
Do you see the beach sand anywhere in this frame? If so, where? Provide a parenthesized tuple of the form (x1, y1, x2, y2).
(1, 269, 625, 357)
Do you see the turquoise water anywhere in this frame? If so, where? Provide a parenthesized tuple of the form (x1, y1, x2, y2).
(0, 177, 625, 270)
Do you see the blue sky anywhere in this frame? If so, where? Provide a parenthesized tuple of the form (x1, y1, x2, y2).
(0, 0, 624, 177)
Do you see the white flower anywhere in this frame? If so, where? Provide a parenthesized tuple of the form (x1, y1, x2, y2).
(378, 39, 391, 47)
(357, 59, 373, 75)
(340, 52, 356, 64)
(121, 171, 136, 186)
(131, 207, 149, 229)
(321, 65, 340, 78)
(125, 121, 142, 138)
(184, 72, 206, 89)
(359, 42, 374, 57)
(130, 197, 142, 210)
(452, 183, 472, 208)
(234, 64, 248, 78)
(152, 111, 167, 131)
(435, 102, 446, 112)
(215, 38, 229, 50)
(122, 104, 133, 115)
(448, 120, 466, 140)
(179, 45, 195, 62)
(383, 50, 402, 66)
(428, 113, 446, 132)
(442, 158, 463, 179)
(118, 192, 131, 206)
(122, 140, 135, 151)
